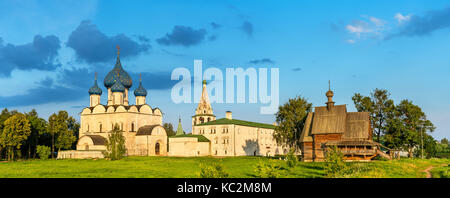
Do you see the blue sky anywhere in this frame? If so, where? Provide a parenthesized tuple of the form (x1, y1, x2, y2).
(0, 0, 449, 140)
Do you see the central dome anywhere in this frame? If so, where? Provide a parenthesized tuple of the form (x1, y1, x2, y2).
(104, 56, 133, 89)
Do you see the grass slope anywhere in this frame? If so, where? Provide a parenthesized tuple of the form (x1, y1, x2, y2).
(0, 156, 448, 178)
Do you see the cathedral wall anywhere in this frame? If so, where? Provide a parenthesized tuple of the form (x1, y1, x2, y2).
(79, 110, 163, 155)
(168, 137, 210, 157)
(192, 124, 285, 157)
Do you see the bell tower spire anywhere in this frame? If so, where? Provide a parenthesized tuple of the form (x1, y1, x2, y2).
(192, 80, 216, 126)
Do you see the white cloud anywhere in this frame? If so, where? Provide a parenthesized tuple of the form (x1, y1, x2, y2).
(346, 20, 372, 38)
(370, 17, 386, 27)
(394, 13, 411, 24)
(345, 16, 388, 43)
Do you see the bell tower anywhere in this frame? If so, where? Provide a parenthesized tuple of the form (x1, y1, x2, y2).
(192, 80, 216, 126)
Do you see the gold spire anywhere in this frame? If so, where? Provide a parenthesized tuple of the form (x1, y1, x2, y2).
(116, 45, 120, 57)
(139, 73, 142, 82)
(95, 72, 97, 81)
(328, 80, 330, 91)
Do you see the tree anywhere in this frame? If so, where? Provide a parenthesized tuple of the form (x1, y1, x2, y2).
(324, 146, 347, 177)
(274, 96, 312, 150)
(104, 124, 126, 160)
(0, 113, 31, 161)
(352, 89, 395, 142)
(23, 109, 47, 159)
(414, 133, 437, 158)
(395, 100, 435, 158)
(47, 111, 78, 158)
(163, 123, 176, 136)
(442, 138, 449, 145)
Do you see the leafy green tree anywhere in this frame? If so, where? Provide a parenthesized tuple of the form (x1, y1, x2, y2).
(414, 133, 437, 158)
(36, 145, 51, 160)
(393, 100, 435, 158)
(441, 138, 449, 145)
(104, 124, 126, 160)
(352, 89, 395, 142)
(324, 146, 347, 177)
(198, 162, 229, 178)
(0, 113, 31, 161)
(67, 116, 80, 149)
(23, 109, 47, 159)
(163, 123, 176, 136)
(0, 108, 18, 132)
(47, 111, 78, 158)
(274, 96, 312, 150)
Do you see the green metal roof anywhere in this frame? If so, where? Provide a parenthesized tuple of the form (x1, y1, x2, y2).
(170, 134, 210, 142)
(196, 118, 276, 129)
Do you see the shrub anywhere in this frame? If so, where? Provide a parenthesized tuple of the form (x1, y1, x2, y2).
(198, 162, 229, 178)
(254, 160, 282, 178)
(36, 145, 51, 160)
(324, 146, 347, 177)
(285, 148, 298, 168)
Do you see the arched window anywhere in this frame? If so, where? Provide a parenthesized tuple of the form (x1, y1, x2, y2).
(131, 123, 135, 132)
(207, 117, 210, 122)
(99, 123, 102, 132)
(86, 124, 89, 132)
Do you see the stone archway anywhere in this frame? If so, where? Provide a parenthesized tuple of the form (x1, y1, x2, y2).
(155, 142, 160, 155)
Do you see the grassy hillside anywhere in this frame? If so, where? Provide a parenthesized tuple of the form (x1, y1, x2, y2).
(0, 156, 448, 178)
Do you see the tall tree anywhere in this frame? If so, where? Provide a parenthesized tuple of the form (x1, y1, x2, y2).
(274, 96, 312, 150)
(395, 100, 435, 158)
(47, 111, 77, 158)
(352, 89, 395, 142)
(0, 113, 31, 161)
(104, 124, 126, 160)
(24, 109, 47, 159)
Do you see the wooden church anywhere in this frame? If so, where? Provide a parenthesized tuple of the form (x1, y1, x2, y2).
(299, 83, 390, 162)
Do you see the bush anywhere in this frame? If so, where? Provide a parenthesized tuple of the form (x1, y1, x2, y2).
(198, 162, 229, 178)
(254, 160, 282, 178)
(36, 145, 51, 160)
(324, 146, 347, 177)
(285, 148, 298, 168)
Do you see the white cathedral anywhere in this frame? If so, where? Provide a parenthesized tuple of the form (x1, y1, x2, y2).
(57, 48, 287, 159)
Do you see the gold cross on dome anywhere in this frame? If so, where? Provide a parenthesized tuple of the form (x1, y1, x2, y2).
(117, 45, 120, 56)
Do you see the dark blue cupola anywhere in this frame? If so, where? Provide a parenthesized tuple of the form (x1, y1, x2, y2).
(104, 46, 133, 89)
(134, 74, 147, 97)
(88, 73, 102, 95)
(111, 77, 126, 93)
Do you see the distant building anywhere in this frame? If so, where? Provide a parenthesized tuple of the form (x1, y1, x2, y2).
(188, 80, 287, 157)
(299, 83, 389, 161)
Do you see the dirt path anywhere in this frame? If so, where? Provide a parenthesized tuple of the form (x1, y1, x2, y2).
(423, 164, 448, 178)
(423, 166, 434, 178)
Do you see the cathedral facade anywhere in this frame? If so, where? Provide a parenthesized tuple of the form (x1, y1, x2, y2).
(58, 49, 168, 159)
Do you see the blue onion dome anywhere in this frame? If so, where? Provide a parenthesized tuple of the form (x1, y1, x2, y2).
(88, 79, 102, 95)
(104, 55, 133, 89)
(111, 79, 125, 93)
(134, 79, 147, 97)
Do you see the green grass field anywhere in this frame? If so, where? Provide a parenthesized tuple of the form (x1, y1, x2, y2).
(0, 156, 448, 178)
